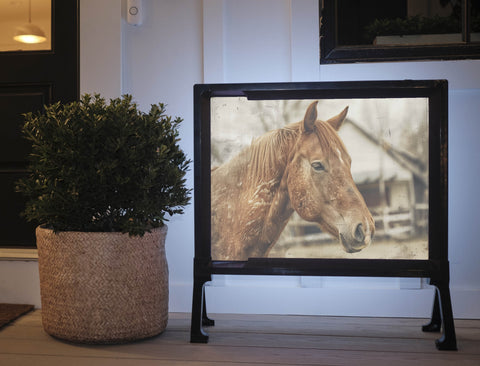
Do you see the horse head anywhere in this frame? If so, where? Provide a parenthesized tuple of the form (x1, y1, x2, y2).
(286, 101, 375, 253)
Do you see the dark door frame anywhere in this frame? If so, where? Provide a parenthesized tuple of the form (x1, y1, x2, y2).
(0, 0, 79, 248)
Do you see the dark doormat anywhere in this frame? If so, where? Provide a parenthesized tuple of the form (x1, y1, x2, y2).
(0, 303, 34, 329)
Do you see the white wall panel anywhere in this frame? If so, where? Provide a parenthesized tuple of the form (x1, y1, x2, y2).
(80, 0, 122, 99)
(3, 0, 479, 318)
(223, 0, 292, 82)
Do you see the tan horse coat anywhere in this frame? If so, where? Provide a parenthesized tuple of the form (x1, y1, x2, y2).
(211, 102, 374, 260)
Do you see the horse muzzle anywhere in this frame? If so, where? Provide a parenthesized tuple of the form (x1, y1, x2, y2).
(339, 222, 373, 253)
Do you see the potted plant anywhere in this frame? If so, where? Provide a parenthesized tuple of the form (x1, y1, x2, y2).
(16, 94, 190, 343)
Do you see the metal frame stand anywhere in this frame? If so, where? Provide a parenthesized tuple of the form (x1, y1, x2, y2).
(191, 274, 457, 350)
(422, 278, 457, 350)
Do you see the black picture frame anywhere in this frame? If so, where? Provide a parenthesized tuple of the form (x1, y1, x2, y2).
(320, 0, 480, 64)
(191, 80, 456, 350)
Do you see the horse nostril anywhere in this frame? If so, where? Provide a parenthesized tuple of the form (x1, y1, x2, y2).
(354, 223, 365, 243)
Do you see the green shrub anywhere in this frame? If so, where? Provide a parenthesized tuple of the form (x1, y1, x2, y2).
(16, 94, 191, 236)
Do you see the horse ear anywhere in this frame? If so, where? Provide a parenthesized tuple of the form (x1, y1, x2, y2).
(303, 101, 318, 132)
(326, 106, 348, 131)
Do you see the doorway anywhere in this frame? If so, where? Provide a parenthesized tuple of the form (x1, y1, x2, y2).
(0, 0, 79, 247)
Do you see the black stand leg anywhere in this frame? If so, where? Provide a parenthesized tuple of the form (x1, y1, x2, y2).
(422, 279, 457, 351)
(434, 283, 457, 350)
(190, 276, 213, 343)
(423, 290, 442, 332)
(190, 276, 210, 343)
(202, 289, 215, 327)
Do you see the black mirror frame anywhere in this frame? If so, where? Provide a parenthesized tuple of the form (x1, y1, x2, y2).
(320, 0, 480, 64)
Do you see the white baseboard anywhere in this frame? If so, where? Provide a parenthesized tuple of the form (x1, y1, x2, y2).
(1, 260, 479, 319)
(0, 248, 38, 261)
(169, 280, 480, 319)
(0, 260, 41, 307)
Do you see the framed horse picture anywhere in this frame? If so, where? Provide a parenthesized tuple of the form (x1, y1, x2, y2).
(191, 80, 456, 350)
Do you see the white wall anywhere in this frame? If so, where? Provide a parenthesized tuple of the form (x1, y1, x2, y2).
(2, 0, 479, 319)
(122, 0, 204, 311)
(120, 0, 480, 319)
(193, 0, 479, 319)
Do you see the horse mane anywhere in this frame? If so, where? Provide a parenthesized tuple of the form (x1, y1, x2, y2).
(246, 124, 298, 186)
(246, 120, 348, 187)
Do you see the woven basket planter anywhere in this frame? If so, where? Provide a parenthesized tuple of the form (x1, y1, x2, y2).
(36, 225, 169, 344)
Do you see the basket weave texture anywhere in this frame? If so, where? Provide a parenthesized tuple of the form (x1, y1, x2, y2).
(36, 225, 169, 344)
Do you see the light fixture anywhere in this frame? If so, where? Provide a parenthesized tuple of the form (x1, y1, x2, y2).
(13, 0, 46, 44)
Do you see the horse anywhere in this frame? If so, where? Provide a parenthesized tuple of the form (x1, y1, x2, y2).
(211, 101, 374, 260)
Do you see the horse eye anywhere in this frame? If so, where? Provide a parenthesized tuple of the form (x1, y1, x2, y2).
(311, 161, 325, 172)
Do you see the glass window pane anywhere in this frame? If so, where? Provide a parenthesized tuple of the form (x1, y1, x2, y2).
(0, 0, 51, 52)
(472, 0, 480, 42)
(337, 0, 467, 47)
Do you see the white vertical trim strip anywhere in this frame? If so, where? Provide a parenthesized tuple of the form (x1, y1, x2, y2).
(202, 0, 225, 83)
(290, 0, 320, 81)
(80, 0, 122, 99)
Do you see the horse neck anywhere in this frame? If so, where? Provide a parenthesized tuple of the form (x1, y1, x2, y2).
(243, 127, 298, 250)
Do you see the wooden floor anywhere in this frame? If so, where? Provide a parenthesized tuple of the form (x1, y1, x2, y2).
(1, 311, 479, 365)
